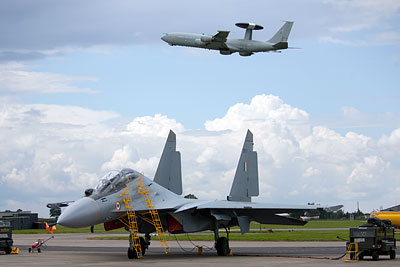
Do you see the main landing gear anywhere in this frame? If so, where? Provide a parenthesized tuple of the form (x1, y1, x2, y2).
(214, 222, 231, 256)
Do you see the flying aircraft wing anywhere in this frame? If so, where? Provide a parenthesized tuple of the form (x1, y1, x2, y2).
(212, 31, 230, 42)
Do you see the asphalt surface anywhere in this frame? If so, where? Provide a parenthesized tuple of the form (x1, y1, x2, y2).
(0, 233, 398, 267)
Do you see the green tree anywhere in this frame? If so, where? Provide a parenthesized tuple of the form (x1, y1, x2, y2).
(49, 206, 61, 218)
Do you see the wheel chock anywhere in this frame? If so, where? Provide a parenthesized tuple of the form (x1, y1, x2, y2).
(198, 246, 203, 255)
(227, 249, 233, 256)
(11, 247, 19, 254)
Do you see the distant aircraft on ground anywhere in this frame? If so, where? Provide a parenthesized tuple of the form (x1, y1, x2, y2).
(51, 130, 341, 259)
(161, 21, 294, 56)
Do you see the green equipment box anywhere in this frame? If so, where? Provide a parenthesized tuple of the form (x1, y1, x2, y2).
(0, 220, 13, 254)
(347, 218, 396, 261)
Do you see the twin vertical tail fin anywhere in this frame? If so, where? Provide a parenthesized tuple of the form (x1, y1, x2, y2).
(267, 21, 294, 44)
(227, 130, 259, 202)
(153, 130, 182, 195)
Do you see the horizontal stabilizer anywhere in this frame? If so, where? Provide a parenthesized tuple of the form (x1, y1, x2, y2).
(154, 130, 182, 195)
(272, 42, 288, 49)
(227, 130, 259, 202)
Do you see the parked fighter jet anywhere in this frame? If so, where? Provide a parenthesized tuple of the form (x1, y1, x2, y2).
(53, 130, 341, 258)
(161, 21, 294, 56)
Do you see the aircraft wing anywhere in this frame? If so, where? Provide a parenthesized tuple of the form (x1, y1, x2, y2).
(212, 31, 230, 42)
(173, 200, 342, 233)
(175, 200, 332, 214)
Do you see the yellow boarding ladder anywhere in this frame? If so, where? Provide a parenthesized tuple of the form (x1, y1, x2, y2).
(344, 242, 359, 262)
(119, 182, 143, 258)
(136, 173, 170, 254)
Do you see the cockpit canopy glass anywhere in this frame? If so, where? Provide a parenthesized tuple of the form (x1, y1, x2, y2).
(92, 168, 138, 199)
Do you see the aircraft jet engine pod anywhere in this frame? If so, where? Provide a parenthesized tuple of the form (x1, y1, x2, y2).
(50, 130, 342, 259)
(200, 35, 212, 43)
(161, 21, 295, 56)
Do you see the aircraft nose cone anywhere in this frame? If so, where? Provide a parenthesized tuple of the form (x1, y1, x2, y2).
(161, 34, 168, 42)
(57, 197, 100, 228)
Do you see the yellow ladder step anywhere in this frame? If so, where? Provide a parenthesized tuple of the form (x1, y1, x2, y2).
(136, 173, 170, 254)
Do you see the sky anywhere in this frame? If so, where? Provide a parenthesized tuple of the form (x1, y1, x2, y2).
(0, 0, 399, 217)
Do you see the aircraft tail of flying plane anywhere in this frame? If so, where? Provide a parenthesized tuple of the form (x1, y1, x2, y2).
(153, 130, 182, 195)
(267, 21, 294, 44)
(228, 130, 259, 202)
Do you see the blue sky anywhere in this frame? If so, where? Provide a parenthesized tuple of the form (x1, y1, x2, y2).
(1, 0, 400, 216)
(22, 41, 399, 136)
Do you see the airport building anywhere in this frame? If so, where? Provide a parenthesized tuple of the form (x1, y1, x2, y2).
(0, 210, 39, 230)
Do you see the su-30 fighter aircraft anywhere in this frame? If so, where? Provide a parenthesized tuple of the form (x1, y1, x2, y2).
(161, 21, 294, 56)
(54, 130, 342, 259)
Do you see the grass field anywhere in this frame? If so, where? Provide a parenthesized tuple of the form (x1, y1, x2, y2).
(89, 231, 350, 242)
(14, 219, 400, 241)
(88, 231, 400, 242)
(248, 220, 364, 229)
(14, 220, 365, 234)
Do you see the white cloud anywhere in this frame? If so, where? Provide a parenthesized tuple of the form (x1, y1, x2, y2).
(1, 94, 400, 217)
(125, 113, 185, 137)
(303, 167, 321, 177)
(330, 24, 370, 33)
(0, 63, 98, 94)
(319, 36, 367, 46)
(347, 156, 389, 186)
(101, 145, 133, 172)
(317, 0, 400, 46)
(323, 0, 400, 21)
(374, 31, 400, 46)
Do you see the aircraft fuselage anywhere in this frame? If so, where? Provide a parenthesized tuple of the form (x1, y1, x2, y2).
(57, 169, 216, 233)
(161, 32, 286, 55)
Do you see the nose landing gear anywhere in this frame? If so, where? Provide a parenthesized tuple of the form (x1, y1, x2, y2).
(127, 234, 151, 259)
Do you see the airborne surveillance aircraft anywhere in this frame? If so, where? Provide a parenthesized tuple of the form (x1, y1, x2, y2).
(161, 21, 294, 56)
(54, 130, 341, 259)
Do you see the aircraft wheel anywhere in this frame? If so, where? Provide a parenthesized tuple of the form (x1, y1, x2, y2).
(38, 248, 41, 253)
(127, 247, 135, 259)
(139, 237, 146, 256)
(216, 237, 229, 256)
(390, 249, 396, 260)
(372, 250, 379, 261)
(5, 246, 12, 254)
(28, 248, 32, 253)
(128, 247, 141, 259)
(358, 252, 364, 260)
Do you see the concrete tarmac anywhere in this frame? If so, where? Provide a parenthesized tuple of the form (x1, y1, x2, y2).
(0, 233, 398, 267)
